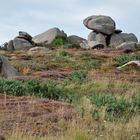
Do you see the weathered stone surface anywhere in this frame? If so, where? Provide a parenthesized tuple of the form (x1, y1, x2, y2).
(29, 47, 49, 51)
(33, 27, 67, 44)
(117, 61, 140, 70)
(13, 38, 33, 50)
(0, 55, 19, 78)
(83, 15, 115, 35)
(88, 31, 106, 49)
(7, 40, 14, 50)
(80, 40, 90, 49)
(67, 35, 86, 45)
(116, 42, 137, 51)
(109, 34, 124, 47)
(137, 42, 140, 49)
(110, 33, 138, 47)
(18, 31, 32, 41)
(120, 33, 138, 42)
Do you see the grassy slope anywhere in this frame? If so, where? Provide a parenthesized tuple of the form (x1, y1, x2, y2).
(0, 48, 140, 140)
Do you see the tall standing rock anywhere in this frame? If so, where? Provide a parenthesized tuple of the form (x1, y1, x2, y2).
(83, 15, 116, 35)
(33, 27, 67, 44)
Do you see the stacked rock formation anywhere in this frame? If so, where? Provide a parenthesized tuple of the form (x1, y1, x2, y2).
(83, 15, 138, 50)
(6, 31, 35, 50)
(3, 28, 67, 51)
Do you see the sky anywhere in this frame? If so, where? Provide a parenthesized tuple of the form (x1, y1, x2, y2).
(0, 0, 140, 44)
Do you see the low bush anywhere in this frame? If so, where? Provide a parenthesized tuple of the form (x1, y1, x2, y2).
(52, 36, 68, 46)
(0, 78, 77, 102)
(0, 78, 26, 96)
(89, 93, 140, 120)
(81, 61, 99, 69)
(69, 70, 87, 83)
(80, 53, 97, 60)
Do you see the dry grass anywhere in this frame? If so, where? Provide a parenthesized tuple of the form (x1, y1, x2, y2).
(7, 115, 140, 140)
(0, 49, 139, 140)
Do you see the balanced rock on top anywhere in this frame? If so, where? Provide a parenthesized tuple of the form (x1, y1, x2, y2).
(83, 15, 138, 50)
(83, 15, 116, 35)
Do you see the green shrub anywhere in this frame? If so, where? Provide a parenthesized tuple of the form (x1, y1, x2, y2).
(52, 36, 68, 46)
(89, 93, 139, 120)
(0, 78, 77, 102)
(69, 70, 87, 83)
(56, 49, 70, 57)
(80, 53, 97, 60)
(81, 61, 99, 69)
(0, 78, 26, 96)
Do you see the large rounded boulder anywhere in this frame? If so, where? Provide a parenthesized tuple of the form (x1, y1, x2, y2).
(0, 55, 19, 78)
(83, 15, 116, 35)
(88, 31, 106, 49)
(110, 33, 138, 47)
(33, 27, 67, 44)
(67, 35, 86, 45)
(13, 37, 33, 50)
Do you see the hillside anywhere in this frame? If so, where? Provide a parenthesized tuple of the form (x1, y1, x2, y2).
(0, 47, 139, 140)
(0, 15, 140, 140)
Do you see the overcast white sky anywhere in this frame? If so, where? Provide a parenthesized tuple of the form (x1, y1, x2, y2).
(0, 0, 140, 44)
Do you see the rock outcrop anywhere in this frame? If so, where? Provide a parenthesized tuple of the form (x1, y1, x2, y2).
(110, 33, 138, 47)
(88, 31, 106, 49)
(0, 55, 19, 78)
(67, 35, 86, 45)
(80, 40, 90, 49)
(83, 15, 138, 50)
(6, 31, 35, 50)
(13, 38, 33, 50)
(33, 27, 67, 45)
(117, 61, 140, 70)
(116, 42, 137, 52)
(29, 47, 49, 51)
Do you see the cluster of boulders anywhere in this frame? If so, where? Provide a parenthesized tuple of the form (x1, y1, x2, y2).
(4, 31, 35, 50)
(2, 28, 68, 51)
(82, 15, 139, 51)
(0, 15, 139, 78)
(1, 15, 140, 52)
